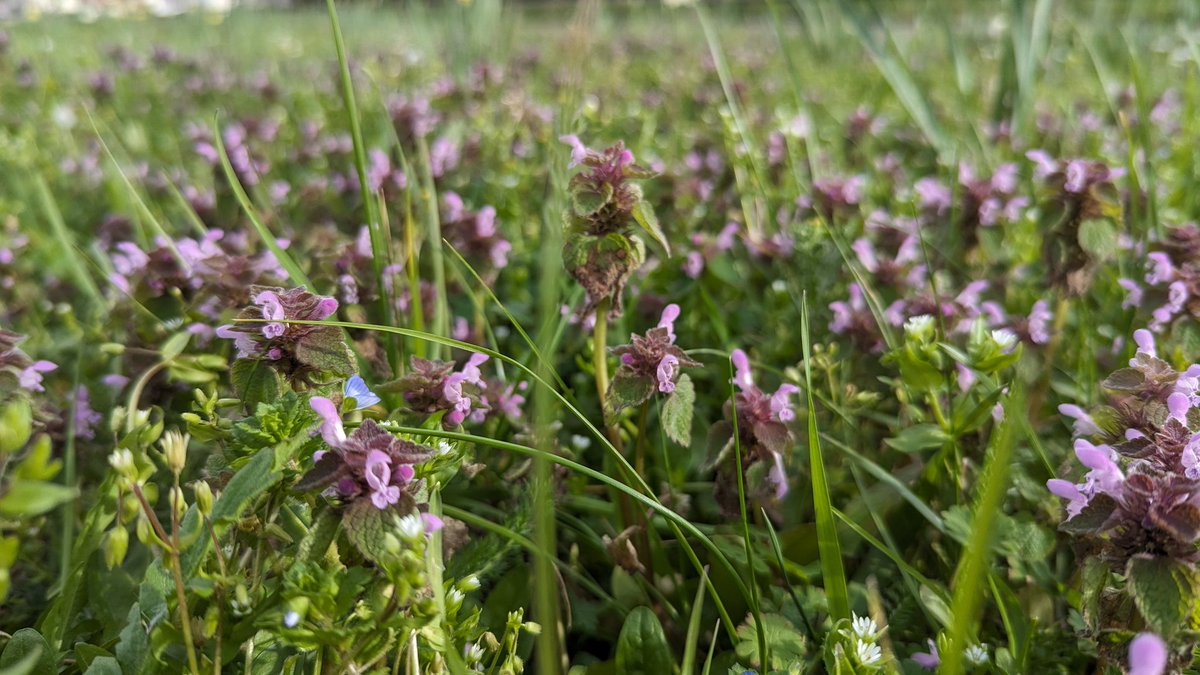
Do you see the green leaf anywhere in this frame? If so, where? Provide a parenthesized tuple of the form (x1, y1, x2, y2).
(1078, 218, 1119, 260)
(0, 629, 54, 675)
(661, 374, 695, 446)
(72, 644, 112, 672)
(231, 359, 283, 412)
(159, 331, 191, 362)
(884, 423, 949, 454)
(0, 398, 32, 455)
(115, 603, 148, 675)
(631, 200, 670, 257)
(0, 479, 76, 517)
(615, 606, 674, 675)
(571, 182, 612, 216)
(736, 613, 807, 670)
(1127, 555, 1198, 638)
(293, 327, 357, 377)
(343, 499, 404, 565)
(82, 656, 122, 675)
(13, 434, 60, 481)
(1103, 368, 1145, 392)
(604, 369, 655, 419)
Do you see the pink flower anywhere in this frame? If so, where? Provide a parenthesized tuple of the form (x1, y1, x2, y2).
(1128, 633, 1168, 675)
(1146, 252, 1175, 285)
(309, 396, 346, 448)
(656, 354, 679, 394)
(658, 304, 681, 343)
(559, 134, 588, 168)
(731, 349, 754, 391)
(1058, 404, 1102, 436)
(1133, 329, 1157, 360)
(364, 450, 401, 509)
(1118, 278, 1144, 309)
(770, 384, 800, 423)
(18, 360, 56, 392)
(911, 640, 940, 670)
(1047, 479, 1088, 518)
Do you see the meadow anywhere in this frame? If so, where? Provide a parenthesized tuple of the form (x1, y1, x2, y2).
(2, 0, 1200, 672)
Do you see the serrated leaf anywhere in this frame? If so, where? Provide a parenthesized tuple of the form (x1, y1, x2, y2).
(631, 200, 670, 257)
(604, 369, 655, 419)
(343, 499, 408, 565)
(571, 182, 612, 216)
(615, 607, 674, 675)
(231, 359, 283, 412)
(661, 374, 694, 446)
(0, 479, 76, 517)
(885, 423, 950, 454)
(736, 613, 807, 670)
(1126, 555, 1197, 638)
(1102, 368, 1145, 392)
(1060, 492, 1118, 535)
(1078, 219, 1118, 260)
(293, 327, 357, 377)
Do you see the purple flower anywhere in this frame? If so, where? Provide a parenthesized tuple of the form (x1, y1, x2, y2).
(74, 386, 102, 441)
(1128, 633, 1168, 675)
(731, 349, 754, 391)
(255, 289, 287, 339)
(1146, 252, 1175, 284)
(657, 304, 680, 343)
(310, 397, 347, 448)
(443, 354, 490, 426)
(364, 450, 401, 509)
(18, 360, 56, 392)
(684, 251, 704, 279)
(1133, 329, 1157, 359)
(770, 385, 800, 423)
(1027, 300, 1051, 345)
(911, 640, 940, 670)
(1119, 278, 1144, 309)
(1058, 404, 1102, 436)
(656, 355, 679, 394)
(559, 134, 588, 168)
(1046, 479, 1088, 518)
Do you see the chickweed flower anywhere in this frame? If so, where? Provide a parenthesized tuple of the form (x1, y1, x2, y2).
(854, 639, 883, 667)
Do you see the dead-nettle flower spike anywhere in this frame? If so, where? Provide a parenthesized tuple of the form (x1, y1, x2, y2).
(608, 304, 699, 412)
(298, 418, 434, 513)
(560, 137, 660, 320)
(395, 354, 490, 429)
(0, 329, 56, 393)
(216, 286, 355, 382)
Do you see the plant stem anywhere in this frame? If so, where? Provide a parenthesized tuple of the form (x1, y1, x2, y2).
(133, 483, 200, 675)
(592, 297, 610, 409)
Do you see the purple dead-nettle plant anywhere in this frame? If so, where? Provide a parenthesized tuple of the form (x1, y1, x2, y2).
(1048, 329, 1200, 668)
(217, 286, 356, 393)
(441, 191, 512, 277)
(1120, 223, 1200, 333)
(1, 329, 56, 394)
(391, 354, 491, 428)
(605, 304, 698, 445)
(704, 348, 798, 519)
(559, 136, 665, 320)
(1028, 151, 1124, 296)
(299, 406, 434, 513)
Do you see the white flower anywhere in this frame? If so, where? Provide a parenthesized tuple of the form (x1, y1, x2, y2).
(904, 314, 936, 340)
(108, 448, 135, 474)
(435, 440, 454, 456)
(850, 613, 879, 641)
(397, 513, 425, 540)
(991, 329, 1019, 351)
(854, 639, 883, 667)
(447, 588, 465, 607)
(283, 611, 300, 628)
(463, 642, 485, 664)
(965, 643, 989, 666)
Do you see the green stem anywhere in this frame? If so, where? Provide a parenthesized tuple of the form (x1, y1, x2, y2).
(133, 483, 199, 675)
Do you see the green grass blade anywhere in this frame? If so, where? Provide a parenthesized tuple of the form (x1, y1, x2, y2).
(34, 175, 104, 311)
(726, 357, 768, 667)
(213, 118, 312, 289)
(800, 292, 850, 622)
(940, 384, 1024, 675)
(680, 566, 710, 675)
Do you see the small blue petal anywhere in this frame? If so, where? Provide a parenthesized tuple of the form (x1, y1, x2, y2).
(344, 376, 382, 410)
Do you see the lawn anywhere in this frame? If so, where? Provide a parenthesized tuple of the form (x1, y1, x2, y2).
(0, 1, 1198, 673)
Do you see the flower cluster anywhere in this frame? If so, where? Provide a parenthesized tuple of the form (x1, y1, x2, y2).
(299, 410, 434, 513)
(560, 137, 660, 319)
(393, 354, 490, 428)
(216, 286, 355, 383)
(1121, 223, 1200, 333)
(706, 349, 798, 518)
(839, 614, 885, 670)
(441, 191, 512, 275)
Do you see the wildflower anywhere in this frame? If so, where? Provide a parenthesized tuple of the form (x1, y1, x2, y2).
(217, 286, 355, 382)
(848, 614, 879, 641)
(364, 450, 401, 509)
(343, 376, 381, 410)
(18, 360, 56, 392)
(74, 386, 102, 441)
(607, 306, 698, 418)
(964, 643, 989, 666)
(397, 513, 425, 540)
(1128, 633, 1168, 675)
(912, 640, 939, 670)
(297, 419, 433, 513)
(854, 639, 883, 667)
(309, 397, 347, 448)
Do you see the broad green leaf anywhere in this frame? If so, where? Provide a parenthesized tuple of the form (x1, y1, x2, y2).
(231, 359, 283, 413)
(158, 331, 191, 362)
(615, 607, 674, 675)
(737, 613, 807, 670)
(604, 369, 655, 419)
(661, 374, 695, 446)
(884, 423, 949, 454)
(1127, 555, 1197, 639)
(0, 479, 76, 517)
(116, 603, 148, 675)
(1077, 219, 1119, 260)
(293, 327, 357, 377)
(83, 656, 122, 675)
(0, 629, 53, 675)
(571, 182, 612, 216)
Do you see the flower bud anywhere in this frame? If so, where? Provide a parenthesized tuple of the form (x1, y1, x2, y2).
(135, 514, 154, 546)
(103, 527, 129, 570)
(193, 481, 214, 516)
(160, 430, 189, 475)
(100, 343, 126, 355)
(457, 575, 481, 592)
(168, 486, 187, 520)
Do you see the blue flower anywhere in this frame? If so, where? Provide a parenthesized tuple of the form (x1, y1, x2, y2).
(343, 375, 381, 410)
